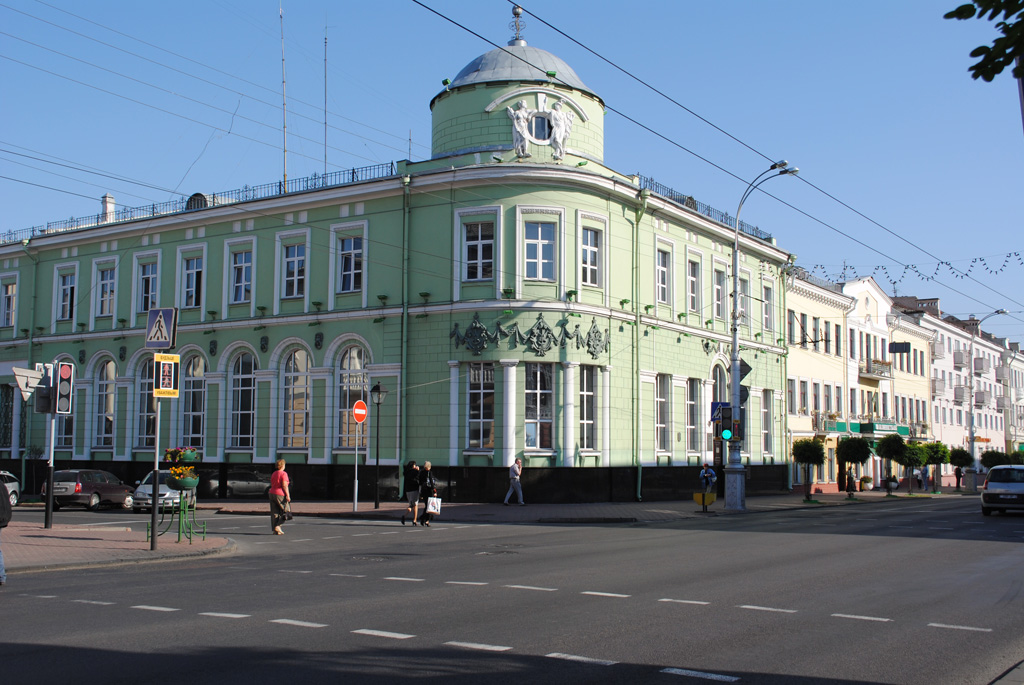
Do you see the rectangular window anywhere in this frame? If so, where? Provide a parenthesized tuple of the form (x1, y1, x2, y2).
(812, 317, 820, 351)
(687, 259, 700, 311)
(799, 381, 809, 414)
(58, 273, 75, 320)
(835, 324, 842, 357)
(850, 388, 857, 416)
(283, 244, 305, 298)
(139, 262, 157, 312)
(837, 386, 843, 416)
(787, 379, 796, 414)
(231, 354, 257, 449)
(824, 322, 831, 354)
(881, 392, 889, 418)
(739, 278, 750, 327)
(787, 310, 796, 345)
(579, 366, 596, 450)
(525, 363, 553, 449)
(138, 359, 155, 448)
(762, 285, 774, 331)
(2, 282, 16, 327)
(282, 351, 310, 448)
(181, 358, 206, 450)
(468, 363, 495, 449)
(655, 374, 671, 452)
(338, 237, 363, 293)
(714, 269, 726, 319)
(849, 328, 856, 360)
(762, 390, 773, 455)
(800, 314, 808, 348)
(231, 251, 252, 304)
(687, 378, 700, 450)
(465, 222, 494, 281)
(812, 382, 821, 412)
(655, 250, 670, 305)
(581, 228, 600, 287)
(94, 268, 115, 318)
(824, 385, 832, 413)
(183, 257, 203, 308)
(56, 412, 74, 449)
(524, 221, 555, 281)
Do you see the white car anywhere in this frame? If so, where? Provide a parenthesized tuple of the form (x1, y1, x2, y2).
(0, 470, 20, 506)
(132, 470, 194, 513)
(981, 465, 1024, 516)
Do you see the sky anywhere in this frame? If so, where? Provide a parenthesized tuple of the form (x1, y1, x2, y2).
(2, 0, 1023, 343)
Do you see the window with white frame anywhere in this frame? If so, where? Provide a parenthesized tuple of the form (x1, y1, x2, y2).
(687, 378, 700, 450)
(739, 278, 750, 327)
(230, 352, 257, 448)
(97, 267, 115, 318)
(524, 221, 555, 281)
(337, 236, 363, 293)
(688, 259, 701, 312)
(230, 250, 252, 304)
(2, 282, 16, 327)
(836, 385, 843, 416)
(525, 362, 553, 449)
(799, 381, 809, 414)
(283, 243, 305, 298)
(465, 222, 494, 281)
(655, 374, 671, 452)
(282, 349, 310, 448)
(181, 356, 206, 450)
(713, 365, 729, 403)
(468, 362, 495, 449)
(337, 346, 367, 449)
(762, 389, 773, 455)
(763, 285, 774, 331)
(655, 251, 671, 304)
(812, 317, 820, 351)
(581, 228, 601, 287)
(579, 365, 596, 450)
(714, 269, 726, 319)
(183, 256, 203, 309)
(787, 379, 796, 414)
(56, 406, 74, 449)
(58, 273, 75, 320)
(138, 262, 157, 312)
(138, 359, 155, 448)
(95, 359, 116, 447)
(787, 310, 796, 345)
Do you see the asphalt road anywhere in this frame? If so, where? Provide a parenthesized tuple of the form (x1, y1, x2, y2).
(3, 498, 1022, 684)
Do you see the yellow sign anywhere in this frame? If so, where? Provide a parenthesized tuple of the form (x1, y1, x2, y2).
(154, 353, 180, 398)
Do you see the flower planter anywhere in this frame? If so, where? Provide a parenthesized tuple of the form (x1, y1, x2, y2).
(177, 449, 198, 462)
(167, 476, 199, 491)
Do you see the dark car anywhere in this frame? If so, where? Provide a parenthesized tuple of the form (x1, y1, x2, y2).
(44, 469, 133, 511)
(199, 469, 272, 498)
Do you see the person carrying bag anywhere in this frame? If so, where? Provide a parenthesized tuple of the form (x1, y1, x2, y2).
(418, 461, 437, 527)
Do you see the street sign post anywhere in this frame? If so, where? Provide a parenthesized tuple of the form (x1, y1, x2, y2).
(352, 400, 368, 512)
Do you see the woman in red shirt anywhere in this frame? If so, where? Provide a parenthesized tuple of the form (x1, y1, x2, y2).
(269, 459, 291, 535)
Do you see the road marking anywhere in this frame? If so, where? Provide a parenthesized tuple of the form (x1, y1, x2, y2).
(505, 584, 557, 592)
(289, 538, 313, 542)
(446, 641, 512, 652)
(738, 605, 797, 614)
(72, 599, 115, 605)
(200, 612, 250, 619)
(330, 573, 367, 578)
(353, 533, 373, 537)
(454, 525, 474, 528)
(380, 531, 399, 535)
(271, 619, 327, 628)
(132, 605, 180, 612)
(661, 667, 740, 682)
(929, 527, 954, 531)
(928, 623, 992, 632)
(832, 613, 892, 622)
(32, 595, 58, 599)
(446, 581, 488, 586)
(323, 535, 348, 539)
(255, 541, 278, 545)
(279, 570, 313, 574)
(248, 525, 265, 529)
(659, 599, 710, 605)
(581, 591, 630, 598)
(385, 577, 425, 582)
(219, 527, 240, 530)
(546, 653, 617, 666)
(352, 629, 415, 639)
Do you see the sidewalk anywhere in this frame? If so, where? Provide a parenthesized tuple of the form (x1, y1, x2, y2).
(1, 488, 968, 575)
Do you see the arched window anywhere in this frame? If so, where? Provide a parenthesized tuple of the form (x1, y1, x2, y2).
(713, 365, 729, 404)
(95, 359, 116, 447)
(282, 349, 310, 448)
(182, 356, 206, 451)
(138, 359, 155, 448)
(230, 352, 257, 449)
(337, 346, 367, 449)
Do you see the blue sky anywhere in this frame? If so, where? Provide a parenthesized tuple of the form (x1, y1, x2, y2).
(2, 1, 1022, 341)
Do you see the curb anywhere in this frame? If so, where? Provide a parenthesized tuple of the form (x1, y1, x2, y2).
(11, 538, 237, 575)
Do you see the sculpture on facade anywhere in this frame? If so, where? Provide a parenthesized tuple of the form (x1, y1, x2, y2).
(507, 99, 534, 158)
(548, 100, 574, 160)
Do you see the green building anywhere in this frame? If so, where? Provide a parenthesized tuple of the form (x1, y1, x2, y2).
(0, 28, 792, 502)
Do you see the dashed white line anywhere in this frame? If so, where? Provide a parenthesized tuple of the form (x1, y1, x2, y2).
(738, 605, 797, 614)
(504, 584, 558, 592)
(445, 641, 512, 652)
(323, 535, 347, 539)
(353, 533, 373, 537)
(290, 538, 313, 542)
(279, 570, 313, 574)
(379, 531, 399, 535)
(928, 623, 992, 632)
(330, 573, 366, 578)
(72, 599, 115, 606)
(446, 581, 488, 586)
(352, 628, 415, 639)
(200, 612, 250, 619)
(661, 667, 739, 681)
(132, 605, 180, 612)
(832, 613, 892, 622)
(659, 599, 710, 605)
(581, 591, 631, 598)
(271, 619, 327, 628)
(929, 528, 954, 531)
(546, 653, 617, 666)
(384, 577, 425, 582)
(32, 595, 57, 599)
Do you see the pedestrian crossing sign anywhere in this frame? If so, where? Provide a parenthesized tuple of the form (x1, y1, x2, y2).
(145, 308, 178, 350)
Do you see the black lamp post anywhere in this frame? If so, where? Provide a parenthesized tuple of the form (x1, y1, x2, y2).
(370, 382, 388, 509)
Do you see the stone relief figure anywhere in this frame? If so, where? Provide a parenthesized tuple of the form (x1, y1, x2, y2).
(548, 100, 574, 160)
(507, 99, 534, 158)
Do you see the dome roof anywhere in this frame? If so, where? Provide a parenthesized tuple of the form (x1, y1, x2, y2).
(444, 40, 599, 100)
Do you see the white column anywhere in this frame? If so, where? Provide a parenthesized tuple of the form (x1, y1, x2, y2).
(703, 379, 716, 463)
(562, 361, 578, 467)
(501, 359, 518, 468)
(448, 361, 460, 466)
(602, 365, 612, 467)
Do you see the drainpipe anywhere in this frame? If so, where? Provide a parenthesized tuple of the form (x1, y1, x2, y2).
(781, 260, 793, 490)
(400, 175, 411, 485)
(20, 238, 39, 488)
(633, 188, 650, 501)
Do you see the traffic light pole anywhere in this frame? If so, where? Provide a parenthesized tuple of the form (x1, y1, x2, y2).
(44, 409, 55, 529)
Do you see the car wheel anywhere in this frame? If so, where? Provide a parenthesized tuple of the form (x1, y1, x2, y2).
(122, 495, 134, 510)
(982, 506, 992, 516)
(8, 490, 17, 507)
(87, 492, 101, 511)
(53, 500, 61, 511)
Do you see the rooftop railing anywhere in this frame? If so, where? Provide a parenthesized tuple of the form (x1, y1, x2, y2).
(638, 175, 773, 242)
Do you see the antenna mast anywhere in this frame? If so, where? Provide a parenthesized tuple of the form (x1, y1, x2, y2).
(280, 4, 288, 187)
(324, 25, 328, 176)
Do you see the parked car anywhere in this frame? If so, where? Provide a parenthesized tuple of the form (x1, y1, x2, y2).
(43, 469, 133, 511)
(199, 469, 272, 498)
(981, 465, 1024, 516)
(133, 470, 194, 513)
(0, 470, 20, 506)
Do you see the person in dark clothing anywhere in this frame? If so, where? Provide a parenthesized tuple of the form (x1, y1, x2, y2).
(401, 460, 420, 526)
(0, 479, 11, 586)
(955, 466, 963, 491)
(418, 461, 437, 527)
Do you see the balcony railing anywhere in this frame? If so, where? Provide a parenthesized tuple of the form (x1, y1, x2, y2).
(859, 359, 893, 379)
(931, 378, 946, 396)
(953, 350, 969, 369)
(974, 357, 992, 375)
(975, 390, 991, 407)
(638, 176, 773, 242)
(930, 342, 945, 360)
(953, 386, 970, 403)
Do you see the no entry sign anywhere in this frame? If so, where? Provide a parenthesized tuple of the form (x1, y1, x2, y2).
(352, 400, 368, 424)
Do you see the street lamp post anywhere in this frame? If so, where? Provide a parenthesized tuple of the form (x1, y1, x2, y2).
(727, 161, 798, 511)
(370, 382, 388, 509)
(966, 310, 1006, 493)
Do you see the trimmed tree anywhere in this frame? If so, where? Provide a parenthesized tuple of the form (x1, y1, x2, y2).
(949, 447, 973, 470)
(792, 439, 826, 502)
(877, 434, 914, 494)
(836, 437, 873, 492)
(981, 450, 1011, 469)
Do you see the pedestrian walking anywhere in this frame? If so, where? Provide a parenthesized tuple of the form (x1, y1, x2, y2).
(0, 478, 10, 587)
(846, 466, 856, 496)
(269, 459, 291, 535)
(955, 466, 963, 491)
(504, 458, 525, 505)
(699, 464, 717, 493)
(401, 460, 420, 526)
(419, 461, 437, 526)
